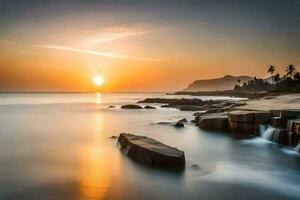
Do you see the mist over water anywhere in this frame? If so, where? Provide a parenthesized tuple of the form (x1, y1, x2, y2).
(0, 93, 299, 200)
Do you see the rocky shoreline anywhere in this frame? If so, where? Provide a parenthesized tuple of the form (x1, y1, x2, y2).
(116, 94, 300, 168)
(138, 95, 300, 154)
(168, 90, 285, 99)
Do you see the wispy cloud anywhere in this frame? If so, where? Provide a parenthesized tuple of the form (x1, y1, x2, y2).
(35, 45, 164, 62)
(79, 25, 166, 47)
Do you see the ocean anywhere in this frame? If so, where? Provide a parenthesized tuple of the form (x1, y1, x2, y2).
(0, 93, 299, 200)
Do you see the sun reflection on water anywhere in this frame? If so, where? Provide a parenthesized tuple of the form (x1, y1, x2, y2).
(95, 93, 102, 104)
(79, 112, 111, 200)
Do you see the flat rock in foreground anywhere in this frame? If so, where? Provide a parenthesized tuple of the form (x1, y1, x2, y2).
(118, 133, 185, 168)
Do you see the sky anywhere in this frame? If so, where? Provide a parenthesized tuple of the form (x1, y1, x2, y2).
(0, 0, 299, 92)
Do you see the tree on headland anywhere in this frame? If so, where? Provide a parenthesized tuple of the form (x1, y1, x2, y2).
(237, 79, 241, 86)
(294, 72, 300, 81)
(273, 73, 281, 84)
(268, 65, 275, 83)
(286, 64, 296, 78)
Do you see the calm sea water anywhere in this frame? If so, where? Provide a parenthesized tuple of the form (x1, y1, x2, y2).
(0, 93, 299, 200)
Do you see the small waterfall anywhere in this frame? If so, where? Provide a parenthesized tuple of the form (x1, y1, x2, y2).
(295, 143, 300, 153)
(260, 125, 276, 141)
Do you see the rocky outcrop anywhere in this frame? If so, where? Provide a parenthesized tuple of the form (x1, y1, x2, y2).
(198, 114, 228, 130)
(121, 104, 143, 109)
(228, 111, 272, 135)
(118, 133, 185, 168)
(184, 75, 252, 92)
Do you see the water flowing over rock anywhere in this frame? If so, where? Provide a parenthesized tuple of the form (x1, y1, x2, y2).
(117, 133, 185, 168)
(260, 125, 289, 145)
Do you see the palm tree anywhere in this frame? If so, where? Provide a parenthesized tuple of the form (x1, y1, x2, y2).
(285, 64, 296, 78)
(268, 65, 275, 83)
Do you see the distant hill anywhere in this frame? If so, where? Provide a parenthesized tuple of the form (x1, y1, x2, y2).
(184, 75, 253, 91)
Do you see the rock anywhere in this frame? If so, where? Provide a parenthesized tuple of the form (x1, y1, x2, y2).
(144, 105, 156, 109)
(253, 112, 273, 135)
(270, 109, 300, 119)
(288, 120, 300, 146)
(178, 105, 204, 111)
(229, 111, 255, 123)
(254, 112, 272, 124)
(271, 117, 287, 127)
(138, 98, 178, 104)
(121, 104, 143, 109)
(272, 128, 289, 145)
(110, 136, 118, 139)
(117, 133, 185, 168)
(191, 164, 201, 169)
(178, 118, 188, 123)
(198, 114, 228, 130)
(107, 105, 116, 108)
(193, 112, 201, 116)
(174, 122, 184, 128)
(229, 121, 254, 134)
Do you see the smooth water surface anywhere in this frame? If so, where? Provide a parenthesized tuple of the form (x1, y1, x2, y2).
(0, 93, 299, 200)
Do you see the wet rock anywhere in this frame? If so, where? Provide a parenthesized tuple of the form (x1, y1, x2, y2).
(174, 122, 184, 128)
(144, 105, 156, 109)
(138, 98, 178, 104)
(229, 111, 255, 123)
(178, 105, 204, 111)
(271, 117, 287, 127)
(118, 133, 185, 168)
(270, 109, 300, 119)
(288, 120, 300, 146)
(178, 118, 188, 123)
(229, 121, 254, 134)
(272, 128, 289, 145)
(198, 114, 228, 130)
(121, 104, 143, 109)
(193, 112, 201, 116)
(254, 112, 273, 134)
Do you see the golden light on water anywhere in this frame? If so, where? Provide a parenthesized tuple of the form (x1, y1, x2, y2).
(93, 75, 104, 86)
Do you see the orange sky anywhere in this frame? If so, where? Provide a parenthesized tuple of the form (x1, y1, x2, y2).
(0, 1, 299, 92)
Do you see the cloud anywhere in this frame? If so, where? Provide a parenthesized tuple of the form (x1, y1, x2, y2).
(35, 44, 164, 62)
(78, 25, 166, 47)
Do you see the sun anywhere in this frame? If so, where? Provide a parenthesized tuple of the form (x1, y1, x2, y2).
(93, 75, 104, 86)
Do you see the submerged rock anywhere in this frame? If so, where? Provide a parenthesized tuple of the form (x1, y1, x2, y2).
(121, 104, 143, 109)
(191, 164, 201, 170)
(175, 122, 185, 128)
(144, 105, 156, 109)
(107, 105, 116, 108)
(118, 133, 185, 168)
